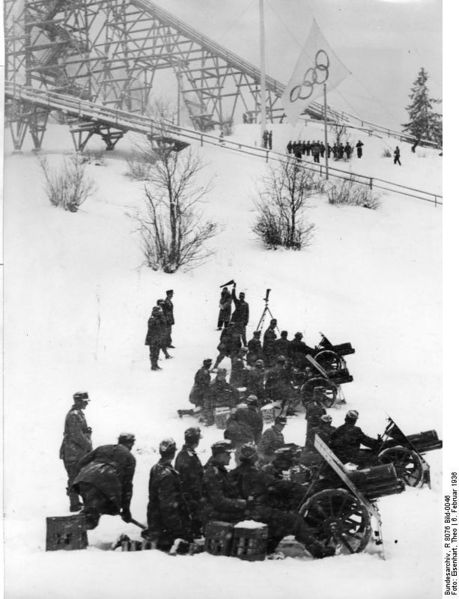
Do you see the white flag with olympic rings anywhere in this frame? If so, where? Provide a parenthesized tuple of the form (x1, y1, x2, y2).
(282, 19, 351, 124)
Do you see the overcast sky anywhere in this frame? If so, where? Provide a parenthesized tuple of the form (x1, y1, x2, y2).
(153, 0, 442, 130)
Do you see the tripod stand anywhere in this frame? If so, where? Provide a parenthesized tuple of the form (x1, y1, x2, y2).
(256, 289, 279, 332)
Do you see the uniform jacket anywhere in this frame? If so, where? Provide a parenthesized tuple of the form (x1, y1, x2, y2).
(189, 366, 211, 405)
(263, 328, 277, 355)
(59, 406, 92, 463)
(206, 378, 239, 409)
(224, 412, 255, 447)
(163, 297, 175, 325)
(247, 337, 262, 365)
(174, 445, 204, 503)
(231, 289, 249, 326)
(257, 427, 285, 461)
(73, 444, 136, 512)
(330, 423, 378, 464)
(202, 457, 246, 521)
(246, 367, 265, 398)
(273, 337, 290, 357)
(147, 459, 190, 538)
(241, 406, 264, 443)
(145, 314, 164, 346)
(218, 290, 232, 322)
(265, 364, 291, 400)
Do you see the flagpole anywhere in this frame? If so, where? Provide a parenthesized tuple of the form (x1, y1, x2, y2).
(259, 0, 267, 146)
(323, 83, 329, 180)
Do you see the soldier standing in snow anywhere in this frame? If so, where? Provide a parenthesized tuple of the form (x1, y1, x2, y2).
(257, 415, 287, 464)
(356, 140, 364, 158)
(268, 130, 273, 150)
(156, 300, 172, 359)
(247, 330, 263, 366)
(217, 287, 232, 330)
(163, 289, 175, 348)
(230, 283, 249, 346)
(59, 392, 93, 512)
(145, 438, 192, 551)
(189, 359, 213, 408)
(263, 318, 278, 367)
(175, 428, 204, 536)
(145, 306, 163, 370)
(393, 146, 402, 166)
(73, 432, 136, 529)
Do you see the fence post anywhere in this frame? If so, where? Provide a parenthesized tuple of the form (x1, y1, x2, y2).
(369, 178, 373, 190)
(266, 151, 269, 163)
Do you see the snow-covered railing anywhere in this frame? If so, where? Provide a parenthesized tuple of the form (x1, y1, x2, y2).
(4, 82, 442, 206)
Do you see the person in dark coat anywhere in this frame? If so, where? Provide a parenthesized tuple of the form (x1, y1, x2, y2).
(174, 428, 204, 536)
(244, 395, 264, 443)
(230, 284, 249, 346)
(311, 141, 320, 163)
(257, 416, 286, 464)
(156, 300, 172, 359)
(73, 433, 136, 529)
(229, 358, 248, 388)
(265, 355, 293, 407)
(305, 140, 311, 156)
(163, 289, 175, 348)
(286, 140, 293, 154)
(217, 287, 232, 330)
(267, 130, 273, 150)
(289, 332, 313, 369)
(329, 410, 379, 465)
(344, 142, 352, 160)
(304, 391, 327, 448)
(189, 359, 213, 408)
(145, 306, 163, 370)
(202, 441, 247, 523)
(230, 445, 334, 558)
(59, 391, 93, 511)
(224, 405, 255, 462)
(247, 330, 263, 366)
(145, 438, 192, 551)
(246, 360, 266, 403)
(314, 414, 336, 446)
(263, 319, 278, 367)
(202, 368, 239, 425)
(273, 330, 290, 358)
(356, 140, 364, 158)
(393, 146, 401, 166)
(213, 323, 242, 369)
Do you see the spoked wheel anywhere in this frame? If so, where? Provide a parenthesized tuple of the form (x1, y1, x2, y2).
(301, 377, 337, 408)
(299, 488, 371, 555)
(314, 350, 343, 374)
(377, 446, 424, 487)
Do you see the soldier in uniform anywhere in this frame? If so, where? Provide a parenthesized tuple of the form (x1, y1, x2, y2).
(202, 441, 247, 523)
(59, 391, 93, 511)
(257, 415, 287, 464)
(224, 404, 256, 459)
(145, 306, 164, 370)
(273, 330, 291, 359)
(315, 414, 336, 447)
(230, 444, 334, 558)
(289, 332, 313, 369)
(247, 331, 263, 366)
(156, 300, 172, 359)
(304, 389, 327, 448)
(189, 359, 213, 408)
(330, 410, 379, 465)
(145, 438, 192, 552)
(263, 319, 278, 367)
(356, 140, 364, 158)
(230, 284, 249, 346)
(174, 428, 204, 536)
(244, 395, 264, 444)
(217, 287, 232, 330)
(213, 323, 241, 370)
(246, 359, 266, 402)
(265, 355, 294, 408)
(73, 432, 136, 529)
(202, 368, 239, 426)
(163, 289, 175, 348)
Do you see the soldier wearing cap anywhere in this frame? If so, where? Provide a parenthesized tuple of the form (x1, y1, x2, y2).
(263, 319, 278, 367)
(163, 290, 175, 348)
(257, 416, 287, 464)
(304, 389, 327, 448)
(202, 441, 247, 523)
(329, 410, 379, 465)
(145, 306, 164, 370)
(241, 395, 264, 443)
(175, 428, 204, 536)
(289, 332, 314, 369)
(273, 330, 291, 359)
(202, 368, 239, 426)
(73, 432, 136, 529)
(59, 392, 93, 512)
(246, 359, 266, 402)
(230, 444, 334, 558)
(189, 359, 213, 408)
(230, 283, 249, 346)
(314, 414, 336, 447)
(247, 330, 263, 366)
(155, 300, 172, 360)
(265, 355, 294, 407)
(146, 438, 192, 551)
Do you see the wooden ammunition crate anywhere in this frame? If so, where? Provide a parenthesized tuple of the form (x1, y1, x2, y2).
(46, 514, 88, 551)
(204, 521, 234, 556)
(214, 407, 232, 430)
(232, 523, 268, 561)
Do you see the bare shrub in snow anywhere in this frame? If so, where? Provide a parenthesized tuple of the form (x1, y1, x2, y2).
(136, 146, 217, 273)
(253, 158, 316, 250)
(382, 148, 392, 158)
(39, 154, 95, 212)
(327, 178, 380, 210)
(126, 152, 153, 180)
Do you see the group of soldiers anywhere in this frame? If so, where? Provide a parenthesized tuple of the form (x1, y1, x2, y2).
(286, 139, 365, 162)
(60, 388, 378, 559)
(145, 289, 175, 370)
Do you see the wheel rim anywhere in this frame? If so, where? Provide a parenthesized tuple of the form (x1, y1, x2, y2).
(299, 488, 371, 554)
(314, 350, 343, 373)
(378, 446, 424, 487)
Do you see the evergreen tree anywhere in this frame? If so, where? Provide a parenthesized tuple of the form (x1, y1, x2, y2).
(403, 67, 442, 145)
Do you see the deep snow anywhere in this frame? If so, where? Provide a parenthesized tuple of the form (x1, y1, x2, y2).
(3, 120, 446, 599)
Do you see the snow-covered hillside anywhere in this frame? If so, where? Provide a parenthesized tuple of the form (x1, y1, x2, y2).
(3, 123, 443, 599)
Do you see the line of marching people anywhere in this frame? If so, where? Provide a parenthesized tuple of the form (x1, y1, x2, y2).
(60, 390, 378, 558)
(286, 139, 364, 162)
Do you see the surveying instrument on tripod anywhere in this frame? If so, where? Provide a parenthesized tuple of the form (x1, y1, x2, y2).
(255, 289, 279, 333)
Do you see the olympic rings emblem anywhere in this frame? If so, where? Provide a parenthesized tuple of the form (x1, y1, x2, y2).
(289, 49, 330, 103)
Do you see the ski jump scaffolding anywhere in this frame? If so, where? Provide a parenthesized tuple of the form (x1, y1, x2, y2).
(5, 81, 442, 206)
